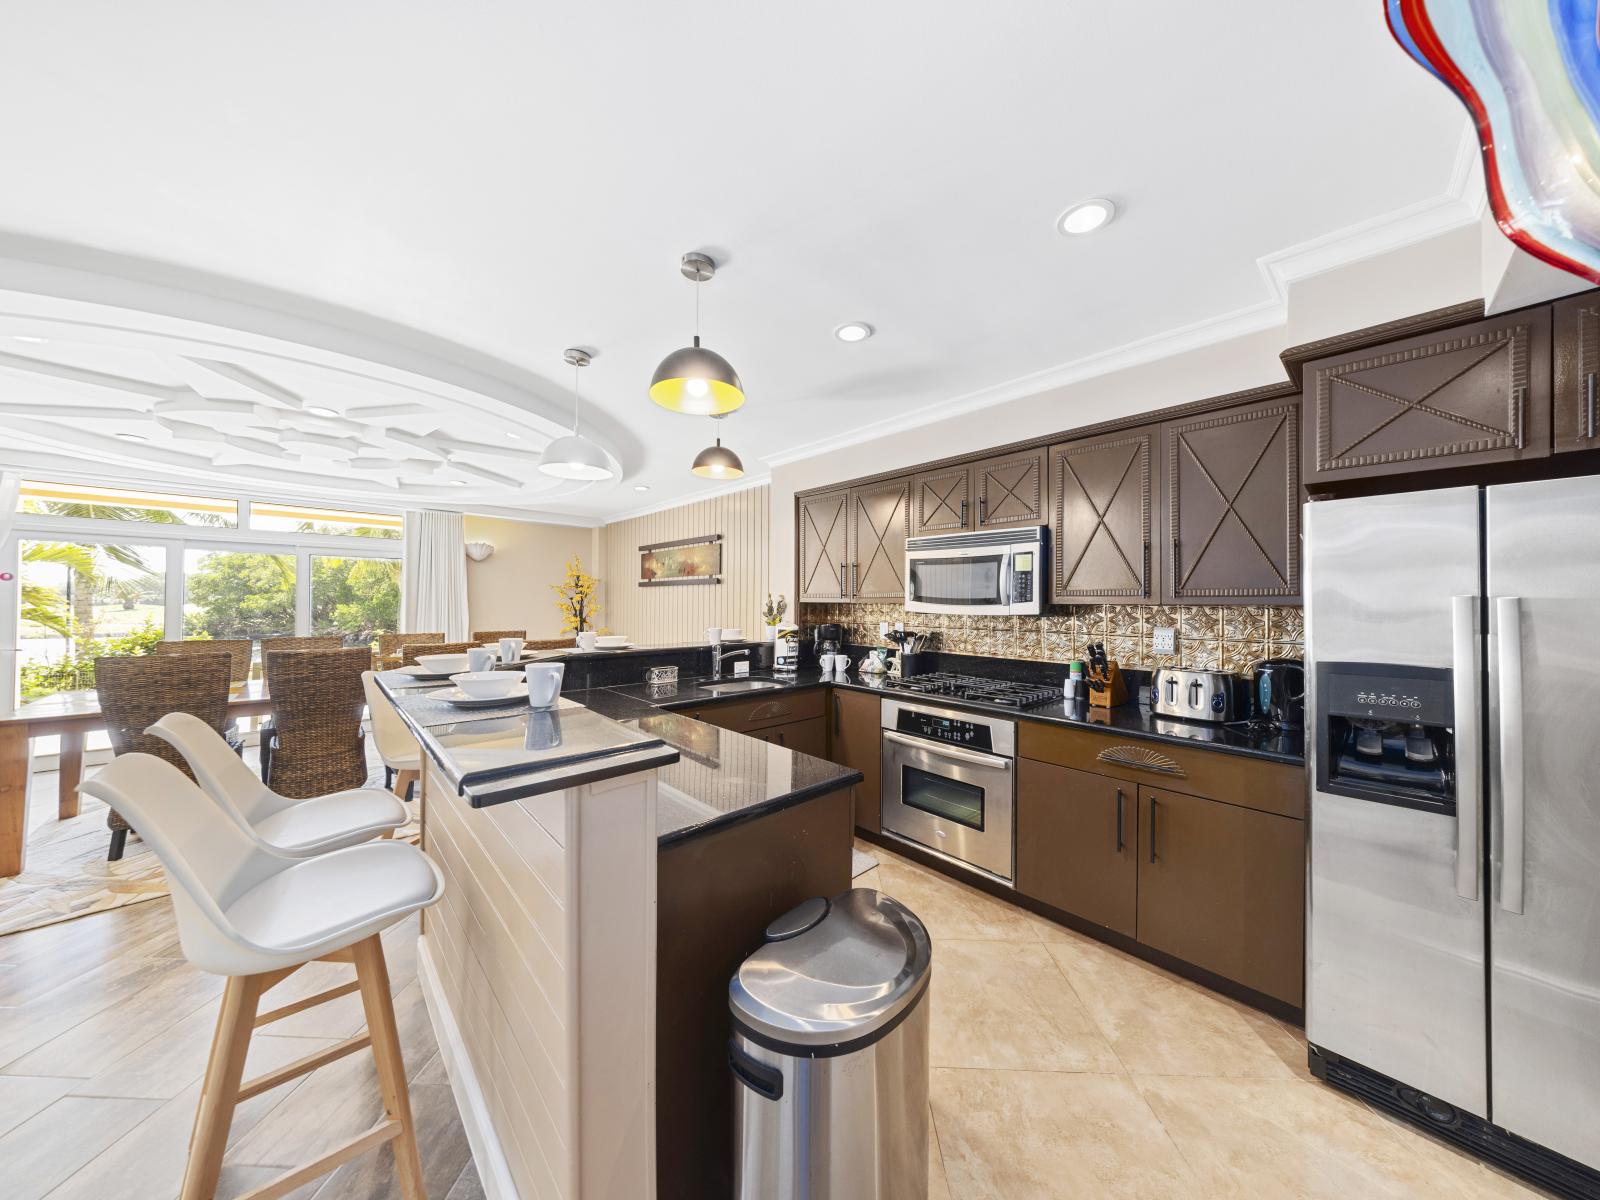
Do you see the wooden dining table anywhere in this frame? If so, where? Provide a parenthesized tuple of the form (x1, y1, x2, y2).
(0, 681, 275, 878)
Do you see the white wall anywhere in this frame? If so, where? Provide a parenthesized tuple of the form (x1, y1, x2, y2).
(463, 515, 598, 639)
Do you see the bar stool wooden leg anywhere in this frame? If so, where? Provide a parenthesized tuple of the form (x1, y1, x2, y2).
(182, 974, 264, 1200)
(352, 933, 426, 1200)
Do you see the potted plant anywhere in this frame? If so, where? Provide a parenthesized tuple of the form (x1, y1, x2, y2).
(552, 556, 602, 638)
(763, 593, 787, 640)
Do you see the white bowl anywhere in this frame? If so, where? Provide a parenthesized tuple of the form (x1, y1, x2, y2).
(596, 634, 628, 648)
(720, 627, 744, 641)
(414, 653, 471, 675)
(449, 671, 524, 699)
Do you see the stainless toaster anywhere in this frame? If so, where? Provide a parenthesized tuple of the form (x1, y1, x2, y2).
(1150, 668, 1236, 723)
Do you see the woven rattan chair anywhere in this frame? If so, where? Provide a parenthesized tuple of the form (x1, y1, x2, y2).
(95, 651, 234, 861)
(257, 636, 345, 783)
(526, 638, 572, 651)
(153, 638, 253, 684)
(397, 640, 478, 667)
(261, 646, 371, 800)
(470, 628, 527, 644)
(375, 631, 442, 670)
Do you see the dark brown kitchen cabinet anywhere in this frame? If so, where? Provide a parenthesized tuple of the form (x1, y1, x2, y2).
(1016, 759, 1136, 937)
(1554, 292, 1600, 452)
(911, 465, 972, 535)
(797, 489, 850, 601)
(1165, 395, 1301, 603)
(1304, 307, 1552, 484)
(1136, 785, 1304, 1007)
(848, 477, 911, 600)
(750, 716, 827, 758)
(829, 687, 883, 833)
(972, 449, 1046, 530)
(1049, 429, 1159, 602)
(687, 688, 825, 736)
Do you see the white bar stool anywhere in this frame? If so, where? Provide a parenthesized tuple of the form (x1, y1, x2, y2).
(363, 669, 423, 800)
(80, 752, 444, 1200)
(149, 711, 408, 855)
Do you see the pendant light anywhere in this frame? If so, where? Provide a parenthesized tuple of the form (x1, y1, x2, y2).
(649, 252, 745, 415)
(539, 348, 614, 480)
(690, 414, 745, 479)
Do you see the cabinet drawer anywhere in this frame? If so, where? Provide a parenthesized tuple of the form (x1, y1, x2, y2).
(1137, 785, 1305, 1006)
(750, 716, 827, 758)
(688, 688, 825, 734)
(1018, 721, 1304, 820)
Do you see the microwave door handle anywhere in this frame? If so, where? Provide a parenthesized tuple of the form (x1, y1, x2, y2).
(1495, 596, 1525, 915)
(1451, 595, 1480, 901)
(881, 729, 1011, 771)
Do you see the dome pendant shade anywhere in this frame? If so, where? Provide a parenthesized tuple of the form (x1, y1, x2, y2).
(650, 335, 745, 415)
(539, 433, 612, 479)
(690, 434, 745, 479)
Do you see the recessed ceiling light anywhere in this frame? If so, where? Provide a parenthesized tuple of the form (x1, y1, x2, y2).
(305, 405, 339, 418)
(1057, 197, 1116, 236)
(115, 431, 149, 442)
(834, 322, 874, 343)
(633, 484, 650, 492)
(448, 480, 466, 487)
(12, 334, 47, 344)
(506, 432, 520, 440)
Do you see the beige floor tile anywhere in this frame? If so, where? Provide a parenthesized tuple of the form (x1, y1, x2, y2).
(932, 1068, 1197, 1198)
(1046, 938, 1291, 1078)
(0, 1073, 76, 1137)
(853, 866, 883, 892)
(928, 1104, 952, 1200)
(931, 940, 1120, 1073)
(1137, 1074, 1549, 1200)
(874, 859, 1043, 942)
(0, 1093, 163, 1200)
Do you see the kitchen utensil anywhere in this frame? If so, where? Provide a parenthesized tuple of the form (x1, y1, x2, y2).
(524, 662, 566, 708)
(1150, 668, 1236, 723)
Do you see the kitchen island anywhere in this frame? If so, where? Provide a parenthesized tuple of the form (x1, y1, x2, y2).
(376, 671, 860, 1200)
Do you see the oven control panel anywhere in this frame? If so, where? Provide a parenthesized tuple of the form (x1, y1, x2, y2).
(895, 709, 996, 753)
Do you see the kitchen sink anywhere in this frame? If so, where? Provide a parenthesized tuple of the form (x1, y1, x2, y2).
(696, 678, 785, 695)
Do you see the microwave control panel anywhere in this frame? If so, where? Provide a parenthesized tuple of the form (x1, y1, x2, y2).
(1010, 552, 1034, 604)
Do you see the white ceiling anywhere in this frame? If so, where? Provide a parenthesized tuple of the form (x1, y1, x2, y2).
(0, 2, 1474, 521)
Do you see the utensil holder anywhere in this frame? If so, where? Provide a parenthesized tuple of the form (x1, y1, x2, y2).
(1088, 661, 1128, 708)
(899, 651, 927, 678)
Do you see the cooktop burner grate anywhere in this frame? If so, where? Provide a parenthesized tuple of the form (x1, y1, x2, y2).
(886, 671, 1058, 709)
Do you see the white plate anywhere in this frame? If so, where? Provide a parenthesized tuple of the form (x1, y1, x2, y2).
(434, 681, 529, 708)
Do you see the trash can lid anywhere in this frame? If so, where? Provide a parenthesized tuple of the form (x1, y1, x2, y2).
(729, 888, 932, 1055)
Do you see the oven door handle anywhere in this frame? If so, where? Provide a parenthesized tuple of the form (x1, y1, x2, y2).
(882, 729, 1012, 770)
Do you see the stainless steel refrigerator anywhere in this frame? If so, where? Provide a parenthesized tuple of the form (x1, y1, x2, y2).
(1306, 476, 1600, 1199)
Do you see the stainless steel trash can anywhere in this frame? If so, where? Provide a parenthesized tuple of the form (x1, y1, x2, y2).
(729, 888, 932, 1200)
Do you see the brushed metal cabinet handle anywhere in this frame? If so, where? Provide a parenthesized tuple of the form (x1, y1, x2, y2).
(1496, 596, 1525, 914)
(833, 693, 841, 737)
(839, 562, 847, 597)
(1451, 596, 1480, 901)
(1148, 795, 1158, 864)
(978, 495, 987, 524)
(1587, 372, 1597, 439)
(1115, 787, 1125, 853)
(960, 498, 968, 528)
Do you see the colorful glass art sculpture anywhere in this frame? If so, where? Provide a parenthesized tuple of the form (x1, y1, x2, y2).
(1387, 0, 1600, 284)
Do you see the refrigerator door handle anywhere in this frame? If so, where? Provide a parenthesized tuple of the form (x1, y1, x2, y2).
(1495, 595, 1526, 915)
(1451, 595, 1480, 901)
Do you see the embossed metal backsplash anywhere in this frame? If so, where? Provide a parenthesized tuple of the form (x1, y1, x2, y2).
(799, 601, 1304, 677)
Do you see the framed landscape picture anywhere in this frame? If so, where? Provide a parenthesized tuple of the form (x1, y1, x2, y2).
(639, 534, 722, 586)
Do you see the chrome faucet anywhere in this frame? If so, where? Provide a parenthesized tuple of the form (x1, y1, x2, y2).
(710, 640, 749, 681)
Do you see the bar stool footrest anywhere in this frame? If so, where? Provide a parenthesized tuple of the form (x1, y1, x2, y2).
(233, 1118, 402, 1200)
(236, 1032, 372, 1101)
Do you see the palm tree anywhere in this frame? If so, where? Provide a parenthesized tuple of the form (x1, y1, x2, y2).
(19, 541, 96, 637)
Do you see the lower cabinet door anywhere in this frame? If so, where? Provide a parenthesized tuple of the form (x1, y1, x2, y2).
(764, 716, 827, 758)
(1016, 759, 1136, 937)
(830, 689, 883, 833)
(1136, 786, 1305, 1006)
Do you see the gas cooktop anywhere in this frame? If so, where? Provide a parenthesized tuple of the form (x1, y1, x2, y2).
(884, 671, 1058, 709)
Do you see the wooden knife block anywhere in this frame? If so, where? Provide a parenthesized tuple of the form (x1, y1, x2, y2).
(1087, 662, 1127, 708)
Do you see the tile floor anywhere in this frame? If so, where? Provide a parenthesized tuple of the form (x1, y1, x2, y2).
(855, 839, 1554, 1200)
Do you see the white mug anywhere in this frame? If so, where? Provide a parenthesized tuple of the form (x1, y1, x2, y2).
(499, 637, 525, 662)
(706, 625, 722, 646)
(833, 654, 851, 674)
(577, 630, 598, 652)
(467, 646, 496, 673)
(818, 652, 837, 673)
(525, 662, 565, 709)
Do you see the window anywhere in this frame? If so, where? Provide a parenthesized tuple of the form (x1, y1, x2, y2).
(312, 555, 401, 647)
(18, 481, 238, 527)
(18, 539, 168, 701)
(248, 502, 401, 539)
(183, 549, 297, 641)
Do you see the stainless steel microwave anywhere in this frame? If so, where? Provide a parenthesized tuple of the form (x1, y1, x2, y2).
(904, 526, 1047, 616)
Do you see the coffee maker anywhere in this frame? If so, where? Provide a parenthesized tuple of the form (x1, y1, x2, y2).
(810, 623, 844, 660)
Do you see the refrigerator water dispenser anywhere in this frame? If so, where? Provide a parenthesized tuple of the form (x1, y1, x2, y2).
(1315, 662, 1456, 813)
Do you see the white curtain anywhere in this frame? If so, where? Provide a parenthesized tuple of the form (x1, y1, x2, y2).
(401, 510, 469, 640)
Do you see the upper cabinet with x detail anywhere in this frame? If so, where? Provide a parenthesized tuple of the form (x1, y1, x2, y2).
(1304, 309, 1551, 484)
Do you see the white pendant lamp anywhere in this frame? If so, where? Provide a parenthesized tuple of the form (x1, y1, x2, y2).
(650, 253, 745, 416)
(540, 348, 614, 480)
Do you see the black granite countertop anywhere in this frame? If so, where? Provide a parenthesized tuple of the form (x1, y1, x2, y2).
(569, 665, 1304, 766)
